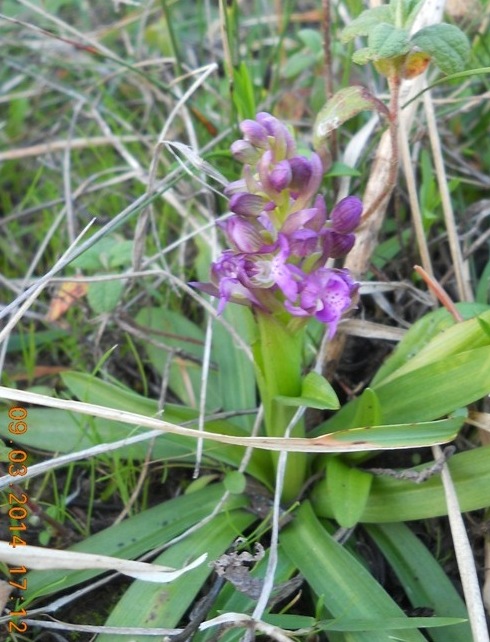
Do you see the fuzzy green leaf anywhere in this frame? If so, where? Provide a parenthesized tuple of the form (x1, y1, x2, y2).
(411, 24, 470, 75)
(341, 6, 393, 43)
(368, 23, 411, 60)
(314, 86, 389, 147)
(298, 28, 323, 52)
(87, 280, 124, 314)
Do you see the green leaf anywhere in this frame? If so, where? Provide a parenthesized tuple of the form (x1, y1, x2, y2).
(341, 6, 393, 43)
(352, 47, 378, 65)
(323, 415, 463, 449)
(318, 616, 467, 631)
(351, 388, 382, 427)
(372, 304, 490, 385)
(223, 470, 247, 494)
(327, 457, 373, 527)
(98, 511, 255, 642)
(403, 0, 425, 28)
(320, 343, 490, 433)
(70, 235, 115, 271)
(325, 161, 361, 178)
(282, 51, 318, 79)
(135, 306, 221, 409)
(375, 308, 490, 387)
(23, 485, 249, 603)
(314, 86, 389, 148)
(60, 371, 272, 484)
(275, 371, 339, 410)
(312, 445, 490, 522)
(297, 28, 323, 52)
(87, 280, 124, 314)
(280, 501, 427, 641)
(366, 523, 470, 642)
(368, 23, 411, 60)
(411, 24, 470, 75)
(213, 305, 256, 431)
(232, 61, 256, 121)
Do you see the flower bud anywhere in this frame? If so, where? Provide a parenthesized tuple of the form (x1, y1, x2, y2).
(239, 119, 269, 148)
(256, 112, 296, 159)
(288, 156, 313, 190)
(330, 196, 363, 234)
(325, 230, 356, 258)
(258, 151, 292, 194)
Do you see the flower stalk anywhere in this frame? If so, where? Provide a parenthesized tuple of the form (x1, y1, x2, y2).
(192, 112, 362, 501)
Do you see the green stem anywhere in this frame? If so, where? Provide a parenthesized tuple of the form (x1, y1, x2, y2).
(253, 312, 306, 503)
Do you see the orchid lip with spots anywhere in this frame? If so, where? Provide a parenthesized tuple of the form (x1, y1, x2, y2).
(192, 112, 362, 337)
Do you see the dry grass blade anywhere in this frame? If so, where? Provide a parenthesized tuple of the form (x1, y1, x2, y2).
(0, 541, 207, 582)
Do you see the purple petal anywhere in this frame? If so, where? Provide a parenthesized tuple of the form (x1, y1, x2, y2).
(256, 112, 296, 159)
(258, 151, 292, 194)
(229, 192, 265, 217)
(231, 140, 261, 164)
(222, 216, 265, 253)
(324, 230, 356, 258)
(239, 119, 269, 148)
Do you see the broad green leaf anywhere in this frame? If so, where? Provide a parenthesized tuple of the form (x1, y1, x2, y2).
(223, 470, 246, 494)
(280, 501, 427, 641)
(23, 484, 248, 603)
(98, 510, 255, 642)
(318, 415, 463, 450)
(319, 345, 490, 432)
(317, 616, 466, 631)
(368, 23, 410, 60)
(298, 28, 323, 52)
(376, 347, 490, 424)
(352, 47, 378, 66)
(327, 456, 373, 527)
(60, 371, 271, 484)
(341, 6, 393, 43)
(411, 24, 470, 75)
(213, 304, 256, 431)
(350, 388, 381, 427)
(314, 86, 389, 147)
(282, 50, 318, 78)
(87, 280, 124, 314)
(0, 373, 272, 485)
(312, 446, 490, 522)
(275, 371, 339, 410)
(135, 306, 221, 409)
(366, 523, 470, 642)
(372, 304, 490, 385)
(106, 239, 133, 268)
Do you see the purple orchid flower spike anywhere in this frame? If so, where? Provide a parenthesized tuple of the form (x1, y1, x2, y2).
(191, 112, 362, 337)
